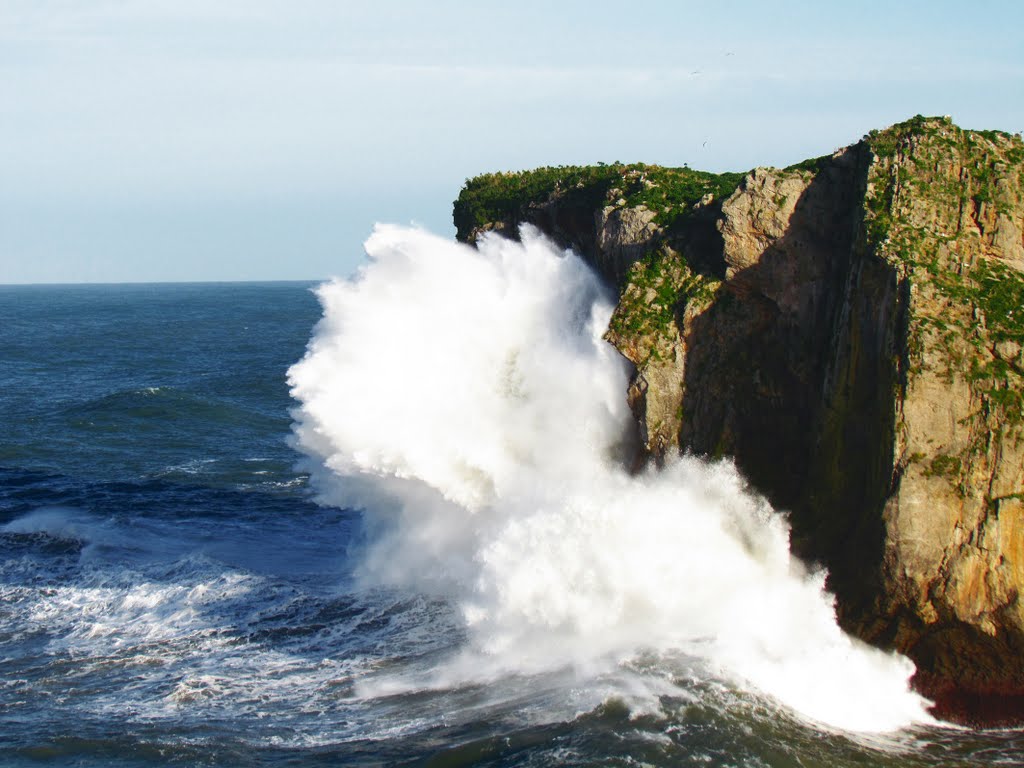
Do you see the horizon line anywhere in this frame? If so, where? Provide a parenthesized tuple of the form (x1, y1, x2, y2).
(0, 278, 328, 288)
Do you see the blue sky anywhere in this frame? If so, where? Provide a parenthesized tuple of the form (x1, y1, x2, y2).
(2, 0, 1022, 284)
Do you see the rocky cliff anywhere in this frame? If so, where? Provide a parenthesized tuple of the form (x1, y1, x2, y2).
(454, 116, 1024, 725)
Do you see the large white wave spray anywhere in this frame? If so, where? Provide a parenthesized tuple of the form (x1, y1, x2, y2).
(288, 224, 932, 733)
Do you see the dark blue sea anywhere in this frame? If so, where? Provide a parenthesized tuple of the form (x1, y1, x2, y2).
(1, 281, 1022, 766)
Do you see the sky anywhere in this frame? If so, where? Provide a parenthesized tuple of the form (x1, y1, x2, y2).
(2, 0, 1022, 284)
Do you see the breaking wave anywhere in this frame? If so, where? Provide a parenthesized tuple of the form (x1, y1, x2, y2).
(287, 224, 932, 732)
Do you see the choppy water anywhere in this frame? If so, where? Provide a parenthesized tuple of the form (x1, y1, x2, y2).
(1, 262, 1022, 766)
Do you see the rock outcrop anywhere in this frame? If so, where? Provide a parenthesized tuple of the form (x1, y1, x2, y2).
(454, 116, 1024, 725)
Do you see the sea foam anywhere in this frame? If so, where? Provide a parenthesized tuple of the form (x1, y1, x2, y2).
(288, 224, 932, 732)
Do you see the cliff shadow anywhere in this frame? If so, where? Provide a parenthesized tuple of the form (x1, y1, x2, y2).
(676, 145, 908, 616)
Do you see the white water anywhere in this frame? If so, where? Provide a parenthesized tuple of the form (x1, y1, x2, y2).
(288, 224, 933, 733)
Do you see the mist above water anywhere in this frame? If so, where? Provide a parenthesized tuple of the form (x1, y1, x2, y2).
(288, 224, 932, 733)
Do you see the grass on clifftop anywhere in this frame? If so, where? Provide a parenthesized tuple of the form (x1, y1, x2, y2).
(453, 163, 745, 240)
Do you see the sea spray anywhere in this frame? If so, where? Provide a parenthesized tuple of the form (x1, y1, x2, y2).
(288, 224, 932, 732)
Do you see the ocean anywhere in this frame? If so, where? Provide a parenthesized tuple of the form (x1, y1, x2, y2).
(1, 228, 1022, 766)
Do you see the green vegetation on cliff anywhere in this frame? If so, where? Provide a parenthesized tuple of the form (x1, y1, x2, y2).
(454, 164, 621, 240)
(864, 115, 1024, 251)
(862, 115, 1024, 432)
(607, 250, 720, 363)
(454, 163, 744, 241)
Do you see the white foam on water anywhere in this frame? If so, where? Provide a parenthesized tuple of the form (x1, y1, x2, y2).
(287, 224, 933, 733)
(19, 568, 255, 652)
(3, 506, 106, 543)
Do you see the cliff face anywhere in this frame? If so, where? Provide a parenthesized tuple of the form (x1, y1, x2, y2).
(454, 116, 1024, 724)
(858, 119, 1024, 722)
